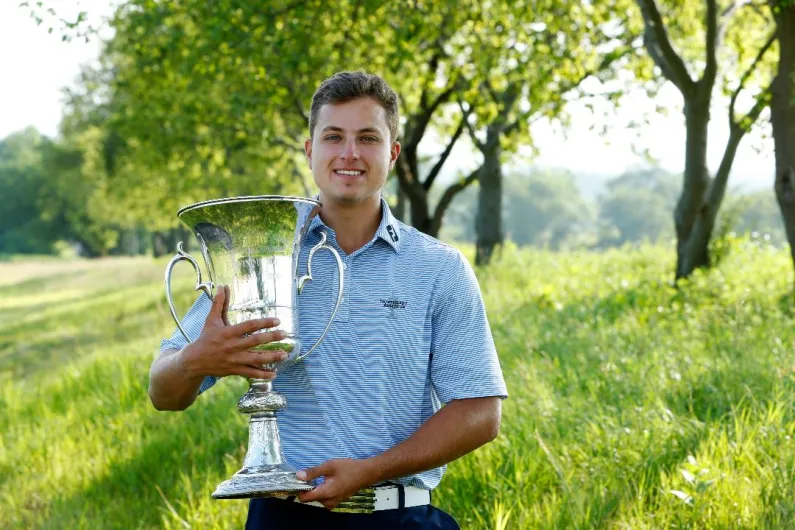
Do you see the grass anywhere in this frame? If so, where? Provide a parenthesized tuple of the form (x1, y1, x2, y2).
(2, 240, 795, 529)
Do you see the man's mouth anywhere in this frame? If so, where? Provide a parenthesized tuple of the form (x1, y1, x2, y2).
(334, 169, 364, 176)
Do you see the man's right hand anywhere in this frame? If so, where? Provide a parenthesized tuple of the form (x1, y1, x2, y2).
(179, 285, 287, 380)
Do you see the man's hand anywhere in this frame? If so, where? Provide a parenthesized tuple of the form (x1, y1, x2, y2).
(295, 459, 378, 510)
(180, 285, 288, 380)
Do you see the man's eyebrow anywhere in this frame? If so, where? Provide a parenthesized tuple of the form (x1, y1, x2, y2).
(320, 126, 382, 134)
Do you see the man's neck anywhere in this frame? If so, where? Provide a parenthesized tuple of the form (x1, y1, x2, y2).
(318, 194, 382, 255)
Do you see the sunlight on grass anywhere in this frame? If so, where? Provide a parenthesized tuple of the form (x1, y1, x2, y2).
(3, 241, 795, 528)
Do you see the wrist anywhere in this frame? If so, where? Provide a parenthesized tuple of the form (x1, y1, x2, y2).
(177, 344, 204, 381)
(363, 455, 389, 487)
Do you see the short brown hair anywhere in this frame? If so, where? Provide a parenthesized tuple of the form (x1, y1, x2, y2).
(308, 71, 400, 141)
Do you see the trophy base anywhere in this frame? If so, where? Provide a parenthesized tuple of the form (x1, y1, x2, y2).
(212, 464, 313, 499)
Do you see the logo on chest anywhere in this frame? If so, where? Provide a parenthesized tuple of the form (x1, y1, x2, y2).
(379, 297, 408, 319)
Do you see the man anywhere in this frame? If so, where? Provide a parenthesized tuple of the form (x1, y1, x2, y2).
(150, 71, 508, 529)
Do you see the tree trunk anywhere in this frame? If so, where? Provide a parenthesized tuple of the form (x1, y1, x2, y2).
(680, 125, 745, 273)
(475, 142, 503, 266)
(152, 231, 168, 258)
(395, 154, 443, 238)
(772, 3, 795, 278)
(393, 184, 407, 224)
(675, 89, 712, 279)
(409, 190, 432, 235)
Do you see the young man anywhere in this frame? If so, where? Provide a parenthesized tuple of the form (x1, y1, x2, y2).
(150, 71, 508, 529)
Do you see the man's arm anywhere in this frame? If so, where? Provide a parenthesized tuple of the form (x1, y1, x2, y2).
(296, 396, 502, 509)
(149, 287, 289, 411)
(148, 347, 205, 411)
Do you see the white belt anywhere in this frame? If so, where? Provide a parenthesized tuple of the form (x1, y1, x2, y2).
(279, 485, 431, 512)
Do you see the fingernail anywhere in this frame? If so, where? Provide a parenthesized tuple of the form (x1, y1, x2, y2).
(273, 318, 281, 326)
(297, 471, 306, 480)
(280, 352, 288, 361)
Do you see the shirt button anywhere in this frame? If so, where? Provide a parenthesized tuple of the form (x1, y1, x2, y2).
(343, 263, 348, 270)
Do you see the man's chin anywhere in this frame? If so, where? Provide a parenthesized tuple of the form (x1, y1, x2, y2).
(326, 190, 369, 205)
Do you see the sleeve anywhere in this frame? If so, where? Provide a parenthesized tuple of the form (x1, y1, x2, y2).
(429, 250, 508, 404)
(159, 293, 219, 394)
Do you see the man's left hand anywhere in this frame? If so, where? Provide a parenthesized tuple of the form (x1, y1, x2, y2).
(296, 458, 378, 510)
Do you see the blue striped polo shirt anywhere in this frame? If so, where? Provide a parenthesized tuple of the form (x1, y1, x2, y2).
(160, 196, 508, 490)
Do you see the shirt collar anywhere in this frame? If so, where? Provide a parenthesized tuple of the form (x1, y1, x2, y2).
(307, 196, 402, 253)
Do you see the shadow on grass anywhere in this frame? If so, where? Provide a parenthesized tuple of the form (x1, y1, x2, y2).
(0, 286, 196, 379)
(0, 269, 91, 298)
(15, 388, 246, 529)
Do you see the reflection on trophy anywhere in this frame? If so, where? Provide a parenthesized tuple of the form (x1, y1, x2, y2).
(164, 196, 343, 499)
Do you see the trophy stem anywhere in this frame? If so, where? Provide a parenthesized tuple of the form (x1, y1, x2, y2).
(211, 379, 312, 499)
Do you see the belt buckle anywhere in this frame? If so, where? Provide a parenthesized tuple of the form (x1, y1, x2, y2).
(332, 487, 376, 514)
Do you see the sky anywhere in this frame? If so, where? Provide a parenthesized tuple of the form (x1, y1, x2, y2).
(0, 1, 777, 192)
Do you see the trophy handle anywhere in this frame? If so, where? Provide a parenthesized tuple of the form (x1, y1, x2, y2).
(295, 231, 344, 361)
(165, 241, 215, 344)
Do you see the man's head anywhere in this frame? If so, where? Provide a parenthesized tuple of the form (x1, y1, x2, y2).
(308, 71, 399, 142)
(305, 71, 401, 208)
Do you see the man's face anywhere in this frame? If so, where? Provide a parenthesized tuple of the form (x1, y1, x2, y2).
(305, 97, 400, 207)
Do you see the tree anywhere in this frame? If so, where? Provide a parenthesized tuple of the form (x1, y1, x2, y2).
(66, 1, 492, 238)
(505, 169, 595, 249)
(635, 0, 775, 279)
(598, 168, 678, 246)
(770, 0, 795, 278)
(459, 0, 639, 264)
(0, 129, 54, 254)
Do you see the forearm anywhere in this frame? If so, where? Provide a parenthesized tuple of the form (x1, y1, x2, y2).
(366, 397, 502, 485)
(148, 347, 205, 411)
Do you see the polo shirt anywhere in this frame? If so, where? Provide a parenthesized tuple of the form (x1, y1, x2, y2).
(160, 197, 508, 490)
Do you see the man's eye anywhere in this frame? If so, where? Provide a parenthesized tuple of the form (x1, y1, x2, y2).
(324, 135, 341, 141)
(361, 136, 379, 142)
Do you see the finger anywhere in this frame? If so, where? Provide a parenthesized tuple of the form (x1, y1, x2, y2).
(232, 317, 282, 336)
(297, 483, 333, 504)
(297, 462, 333, 483)
(234, 366, 275, 380)
(206, 286, 226, 324)
(242, 350, 288, 366)
(221, 285, 231, 326)
(238, 329, 287, 350)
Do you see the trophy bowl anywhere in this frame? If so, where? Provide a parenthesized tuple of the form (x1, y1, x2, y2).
(164, 195, 343, 499)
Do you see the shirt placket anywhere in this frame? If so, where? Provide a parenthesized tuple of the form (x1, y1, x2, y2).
(337, 256, 351, 322)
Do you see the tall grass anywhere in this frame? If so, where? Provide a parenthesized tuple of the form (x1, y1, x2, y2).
(2, 240, 795, 529)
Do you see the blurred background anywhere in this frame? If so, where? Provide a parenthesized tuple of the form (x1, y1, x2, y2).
(2, 1, 795, 529)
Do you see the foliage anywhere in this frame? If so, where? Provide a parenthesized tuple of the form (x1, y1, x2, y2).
(4, 243, 795, 528)
(504, 169, 595, 249)
(0, 128, 54, 253)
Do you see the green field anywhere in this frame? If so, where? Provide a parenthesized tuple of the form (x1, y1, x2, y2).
(3, 242, 795, 529)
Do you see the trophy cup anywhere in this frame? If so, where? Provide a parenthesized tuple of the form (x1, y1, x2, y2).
(164, 195, 343, 499)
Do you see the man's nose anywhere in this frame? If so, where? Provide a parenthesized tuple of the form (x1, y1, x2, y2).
(340, 140, 360, 161)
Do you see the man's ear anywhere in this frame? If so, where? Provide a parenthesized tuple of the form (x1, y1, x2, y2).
(304, 138, 313, 169)
(389, 141, 401, 170)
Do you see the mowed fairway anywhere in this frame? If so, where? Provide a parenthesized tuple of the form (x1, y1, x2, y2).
(2, 242, 795, 529)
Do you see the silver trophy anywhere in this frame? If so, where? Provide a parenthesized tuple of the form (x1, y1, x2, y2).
(164, 195, 343, 499)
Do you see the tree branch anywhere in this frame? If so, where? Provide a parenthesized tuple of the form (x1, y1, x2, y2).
(267, 136, 304, 155)
(423, 111, 468, 191)
(458, 99, 485, 151)
(406, 64, 458, 153)
(636, 0, 695, 95)
(704, 0, 719, 84)
(729, 30, 776, 127)
(430, 167, 480, 235)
